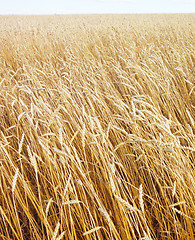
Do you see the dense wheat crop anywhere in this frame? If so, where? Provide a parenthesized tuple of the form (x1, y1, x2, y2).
(0, 14, 195, 239)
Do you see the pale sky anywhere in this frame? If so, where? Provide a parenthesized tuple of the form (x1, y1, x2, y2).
(0, 0, 195, 15)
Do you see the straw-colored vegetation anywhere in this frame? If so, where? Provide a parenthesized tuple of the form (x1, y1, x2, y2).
(0, 14, 195, 240)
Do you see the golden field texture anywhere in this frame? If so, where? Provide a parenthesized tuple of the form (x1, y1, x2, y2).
(0, 14, 195, 239)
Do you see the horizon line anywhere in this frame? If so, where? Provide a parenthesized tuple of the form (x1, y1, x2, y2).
(0, 12, 194, 16)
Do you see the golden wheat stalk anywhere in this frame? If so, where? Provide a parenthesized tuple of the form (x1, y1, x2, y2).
(83, 226, 102, 236)
(139, 184, 144, 213)
(18, 133, 25, 154)
(12, 168, 19, 193)
(51, 222, 60, 240)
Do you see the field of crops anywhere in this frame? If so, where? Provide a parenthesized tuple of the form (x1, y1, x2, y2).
(0, 14, 195, 239)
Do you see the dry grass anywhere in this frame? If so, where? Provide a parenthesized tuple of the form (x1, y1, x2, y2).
(0, 14, 195, 240)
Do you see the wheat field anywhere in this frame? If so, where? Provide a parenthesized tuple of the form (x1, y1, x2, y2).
(0, 14, 195, 240)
